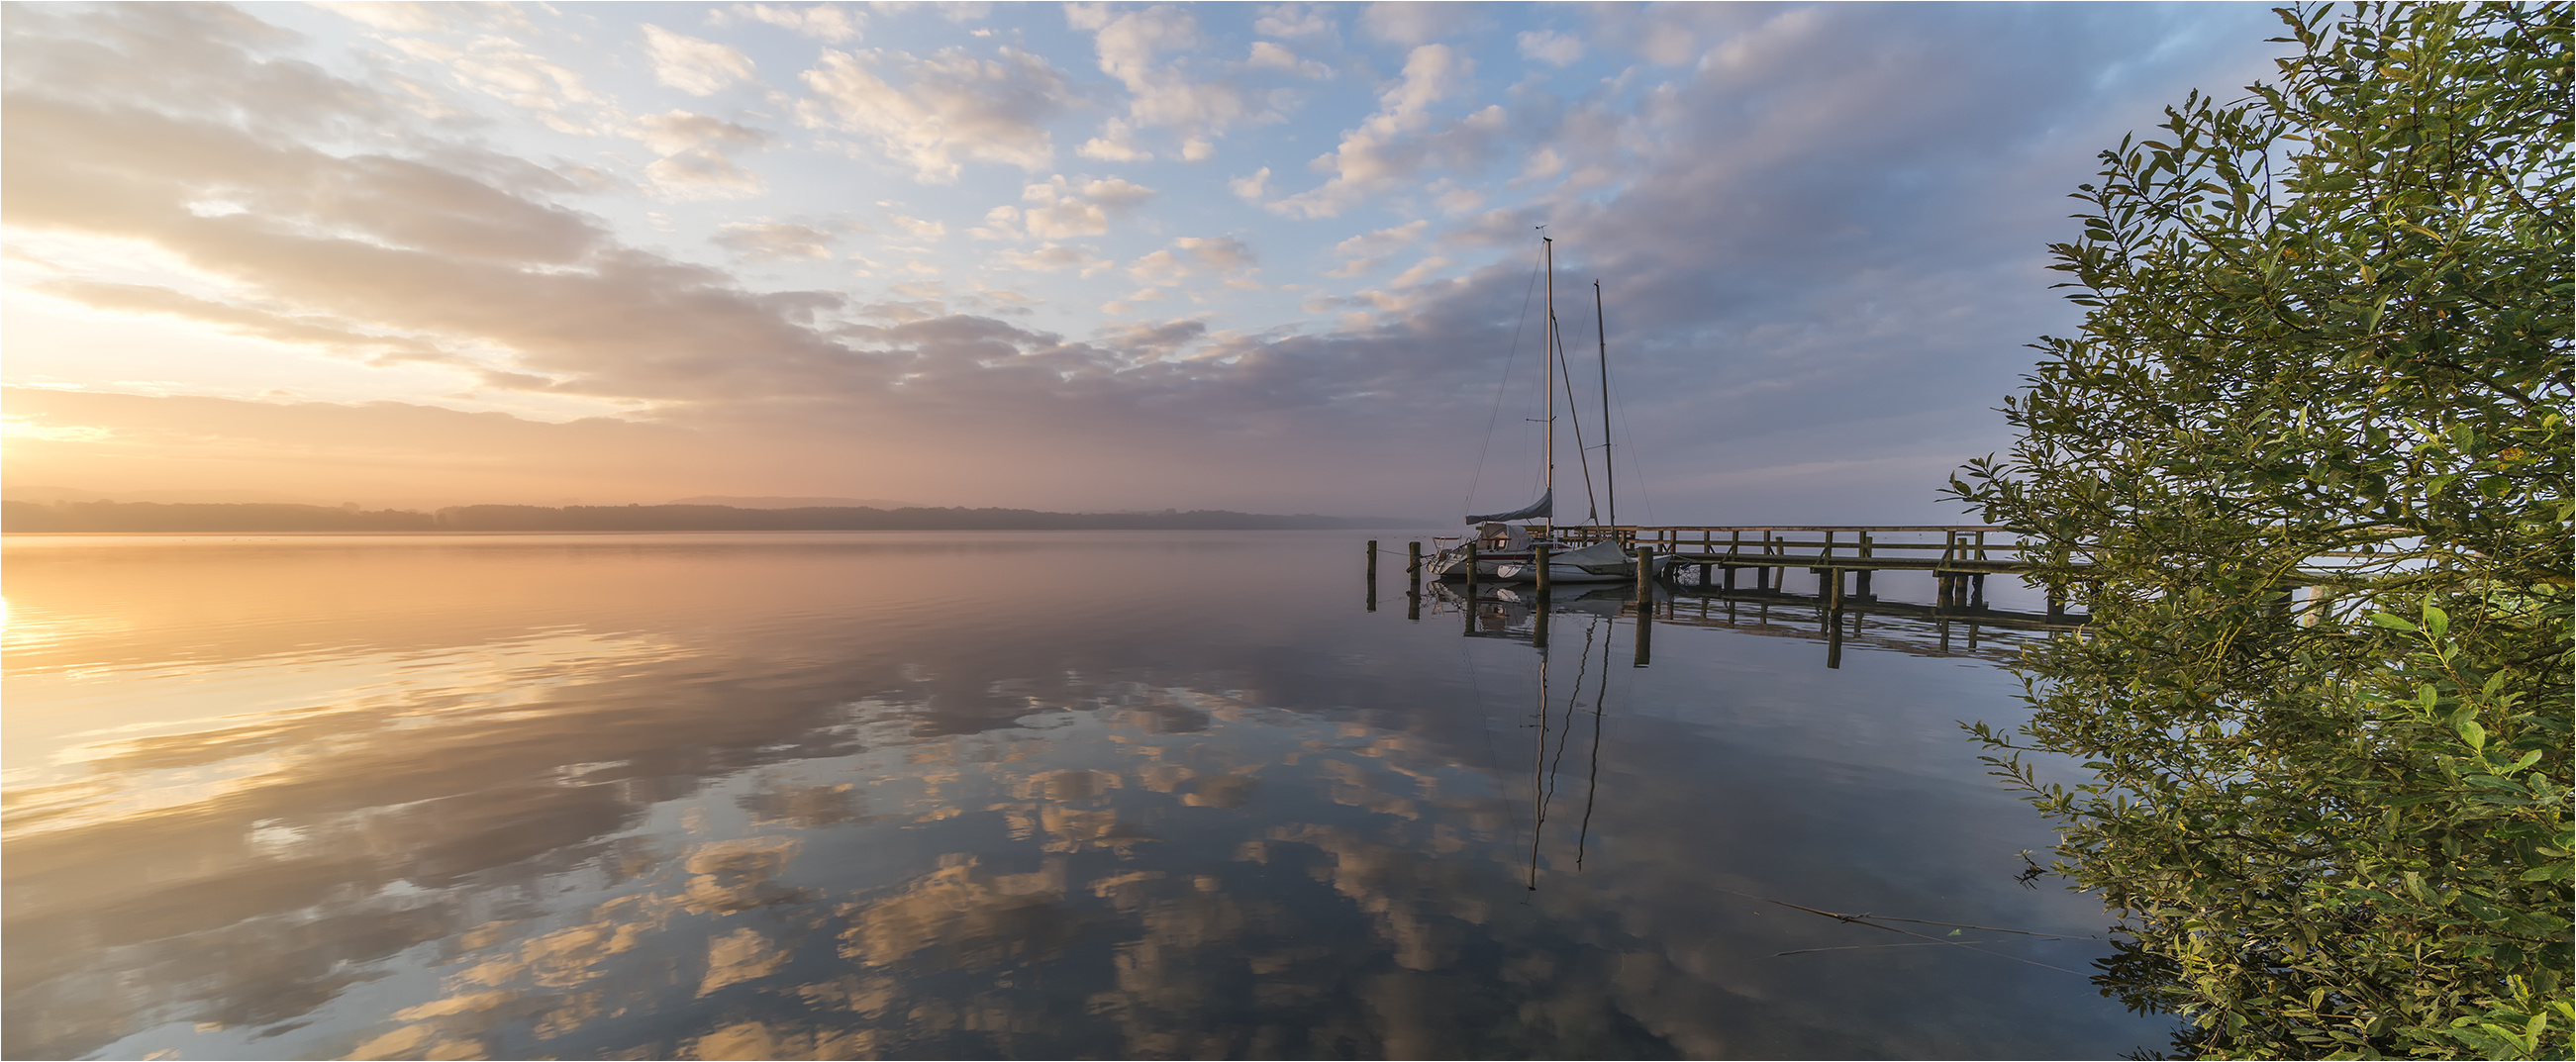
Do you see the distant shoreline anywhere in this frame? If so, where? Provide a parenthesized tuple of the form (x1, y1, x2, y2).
(0, 500, 1438, 533)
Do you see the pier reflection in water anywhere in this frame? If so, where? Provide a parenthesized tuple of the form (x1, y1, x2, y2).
(4, 531, 2165, 1059)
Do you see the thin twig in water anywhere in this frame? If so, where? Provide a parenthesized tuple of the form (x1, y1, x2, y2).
(1720, 889, 2087, 974)
(1773, 940, 2005, 957)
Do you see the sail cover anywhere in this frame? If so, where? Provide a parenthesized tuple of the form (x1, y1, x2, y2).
(1465, 490, 1550, 525)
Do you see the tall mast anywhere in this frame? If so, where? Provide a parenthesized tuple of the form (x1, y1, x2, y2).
(1595, 280, 1614, 532)
(1541, 237, 1555, 536)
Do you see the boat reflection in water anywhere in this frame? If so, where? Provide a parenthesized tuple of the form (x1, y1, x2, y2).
(1424, 581, 1634, 893)
(4, 532, 2167, 1060)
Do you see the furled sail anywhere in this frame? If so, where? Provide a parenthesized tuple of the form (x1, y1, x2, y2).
(1464, 490, 1550, 525)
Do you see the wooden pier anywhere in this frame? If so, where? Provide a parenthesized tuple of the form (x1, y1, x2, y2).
(1545, 524, 2071, 617)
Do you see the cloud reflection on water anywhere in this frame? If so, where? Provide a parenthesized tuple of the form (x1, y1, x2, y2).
(2, 532, 2162, 1059)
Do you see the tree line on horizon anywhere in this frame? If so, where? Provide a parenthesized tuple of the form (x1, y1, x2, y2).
(0, 500, 1433, 533)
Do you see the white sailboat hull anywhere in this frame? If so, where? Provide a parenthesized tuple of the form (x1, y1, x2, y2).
(1428, 540, 1671, 584)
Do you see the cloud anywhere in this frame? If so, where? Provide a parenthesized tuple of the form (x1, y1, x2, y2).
(1077, 118, 1149, 162)
(1128, 236, 1255, 285)
(991, 242, 1112, 277)
(1359, 2, 1470, 46)
(711, 222, 846, 261)
(1516, 29, 1583, 67)
(1093, 318, 1208, 360)
(1227, 166, 1271, 201)
(635, 110, 767, 156)
(1252, 4, 1338, 41)
(30, 280, 455, 364)
(314, 2, 540, 37)
(389, 34, 607, 134)
(1386, 256, 1451, 287)
(0, 1, 2309, 522)
(717, 3, 861, 43)
(1015, 175, 1158, 240)
(886, 214, 946, 241)
(632, 111, 771, 198)
(644, 25, 759, 95)
(1245, 41, 1331, 78)
(797, 47, 1067, 182)
(1324, 220, 1427, 276)
(1072, 5, 1254, 160)
(1269, 44, 1470, 219)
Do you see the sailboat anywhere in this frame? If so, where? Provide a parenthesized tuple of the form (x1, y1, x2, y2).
(1428, 237, 1666, 584)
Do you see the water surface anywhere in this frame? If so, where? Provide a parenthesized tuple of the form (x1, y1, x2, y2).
(2, 531, 2166, 1059)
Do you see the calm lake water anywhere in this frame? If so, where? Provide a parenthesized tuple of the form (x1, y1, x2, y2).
(2, 531, 2169, 1059)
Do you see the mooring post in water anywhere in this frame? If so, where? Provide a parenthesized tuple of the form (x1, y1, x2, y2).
(1635, 544, 1655, 598)
(1407, 540, 1423, 580)
(1634, 590, 1652, 667)
(1463, 541, 1479, 591)
(1406, 585, 1420, 623)
(1365, 539, 1378, 612)
(1533, 542, 1551, 596)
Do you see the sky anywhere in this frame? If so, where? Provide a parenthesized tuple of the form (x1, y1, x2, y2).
(0, 1, 2295, 523)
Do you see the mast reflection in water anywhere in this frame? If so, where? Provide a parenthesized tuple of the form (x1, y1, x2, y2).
(4, 531, 2167, 1059)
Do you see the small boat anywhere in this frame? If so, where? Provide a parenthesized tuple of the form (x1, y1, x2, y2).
(1428, 237, 1666, 585)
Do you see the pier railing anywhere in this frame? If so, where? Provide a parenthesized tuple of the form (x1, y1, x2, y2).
(1550, 525, 2038, 572)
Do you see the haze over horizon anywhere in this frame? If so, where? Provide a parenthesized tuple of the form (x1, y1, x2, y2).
(3, 2, 2292, 525)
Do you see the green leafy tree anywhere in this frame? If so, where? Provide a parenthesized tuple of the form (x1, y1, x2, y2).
(1947, 4, 2571, 1057)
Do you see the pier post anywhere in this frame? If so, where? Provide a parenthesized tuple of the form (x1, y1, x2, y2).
(2046, 585, 2065, 622)
(1534, 543, 1551, 595)
(1824, 567, 1843, 612)
(1970, 573, 1986, 609)
(1854, 569, 1873, 601)
(1827, 612, 1844, 669)
(1633, 591, 1652, 667)
(1463, 541, 1479, 594)
(1635, 544, 1655, 598)
(1365, 540, 1378, 612)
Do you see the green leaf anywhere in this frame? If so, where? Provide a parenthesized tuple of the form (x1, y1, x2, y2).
(2457, 717, 2488, 751)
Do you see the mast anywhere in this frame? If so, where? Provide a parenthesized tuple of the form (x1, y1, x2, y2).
(1541, 237, 1555, 537)
(1596, 280, 1615, 532)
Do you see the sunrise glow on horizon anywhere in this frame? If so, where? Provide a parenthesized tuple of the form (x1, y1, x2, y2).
(3, 2, 2291, 521)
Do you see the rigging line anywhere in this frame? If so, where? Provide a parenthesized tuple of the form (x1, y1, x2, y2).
(1604, 348, 1658, 528)
(1575, 609, 1610, 868)
(1526, 638, 1549, 892)
(1596, 280, 1615, 531)
(1465, 250, 1546, 517)
(1531, 616, 1597, 891)
(1543, 618, 1596, 812)
(1551, 311, 1601, 525)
